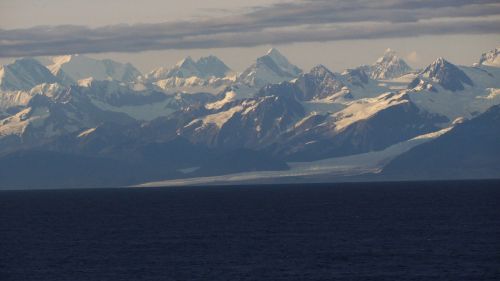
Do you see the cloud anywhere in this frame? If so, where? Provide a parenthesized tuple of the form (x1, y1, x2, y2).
(0, 0, 499, 57)
(406, 51, 419, 65)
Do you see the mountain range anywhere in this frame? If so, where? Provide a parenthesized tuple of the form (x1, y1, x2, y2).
(0, 47, 499, 188)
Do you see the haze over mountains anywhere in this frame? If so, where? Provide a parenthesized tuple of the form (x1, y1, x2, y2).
(1, 47, 499, 188)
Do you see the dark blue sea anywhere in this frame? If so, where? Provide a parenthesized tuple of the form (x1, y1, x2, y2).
(1, 180, 499, 280)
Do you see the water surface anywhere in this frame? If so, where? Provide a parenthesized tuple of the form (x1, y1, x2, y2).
(1, 180, 499, 280)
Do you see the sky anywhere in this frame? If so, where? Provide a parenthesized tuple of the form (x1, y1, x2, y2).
(0, 0, 499, 73)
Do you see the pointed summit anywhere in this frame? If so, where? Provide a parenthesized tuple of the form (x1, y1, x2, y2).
(266, 48, 286, 61)
(423, 57, 454, 75)
(370, 49, 412, 79)
(309, 65, 334, 77)
(420, 57, 473, 91)
(195, 55, 231, 78)
(267, 47, 280, 55)
(376, 48, 397, 63)
(263, 48, 301, 76)
(1, 58, 58, 91)
(294, 64, 345, 100)
(147, 55, 231, 81)
(155, 56, 200, 79)
(175, 56, 196, 68)
(239, 48, 302, 88)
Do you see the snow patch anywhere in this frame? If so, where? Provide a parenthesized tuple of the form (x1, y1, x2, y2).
(205, 91, 236, 110)
(77, 127, 97, 138)
(333, 92, 408, 132)
(202, 105, 244, 128)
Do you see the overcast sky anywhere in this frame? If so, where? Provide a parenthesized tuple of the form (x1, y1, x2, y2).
(0, 0, 499, 73)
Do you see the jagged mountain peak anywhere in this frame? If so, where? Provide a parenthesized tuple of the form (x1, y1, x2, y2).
(195, 55, 231, 78)
(376, 48, 397, 63)
(267, 47, 280, 55)
(2, 46, 500, 187)
(148, 55, 231, 81)
(309, 64, 334, 76)
(370, 48, 412, 79)
(4, 58, 48, 73)
(423, 57, 458, 75)
(264, 64, 346, 102)
(419, 57, 473, 91)
(168, 56, 200, 78)
(48, 54, 141, 83)
(239, 48, 302, 88)
(259, 48, 300, 73)
(0, 57, 58, 91)
(341, 68, 369, 85)
(266, 48, 287, 61)
(434, 57, 447, 65)
(175, 56, 196, 67)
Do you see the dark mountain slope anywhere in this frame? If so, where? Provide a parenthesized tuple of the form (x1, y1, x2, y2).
(382, 105, 500, 180)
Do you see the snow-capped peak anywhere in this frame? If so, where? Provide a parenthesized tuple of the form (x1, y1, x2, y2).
(376, 48, 396, 63)
(1, 58, 58, 91)
(194, 55, 231, 78)
(175, 56, 196, 68)
(266, 48, 286, 62)
(370, 49, 412, 80)
(309, 64, 334, 77)
(478, 47, 500, 67)
(147, 55, 231, 81)
(170, 56, 200, 77)
(422, 57, 455, 77)
(293, 64, 346, 100)
(419, 57, 473, 91)
(48, 54, 141, 83)
(263, 48, 301, 77)
(239, 48, 302, 88)
(267, 47, 280, 55)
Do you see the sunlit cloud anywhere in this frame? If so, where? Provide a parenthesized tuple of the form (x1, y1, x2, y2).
(406, 51, 419, 65)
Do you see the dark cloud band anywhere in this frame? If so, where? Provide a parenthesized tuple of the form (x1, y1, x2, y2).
(0, 0, 499, 57)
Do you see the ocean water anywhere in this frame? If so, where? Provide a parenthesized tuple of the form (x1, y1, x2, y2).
(1, 180, 499, 280)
